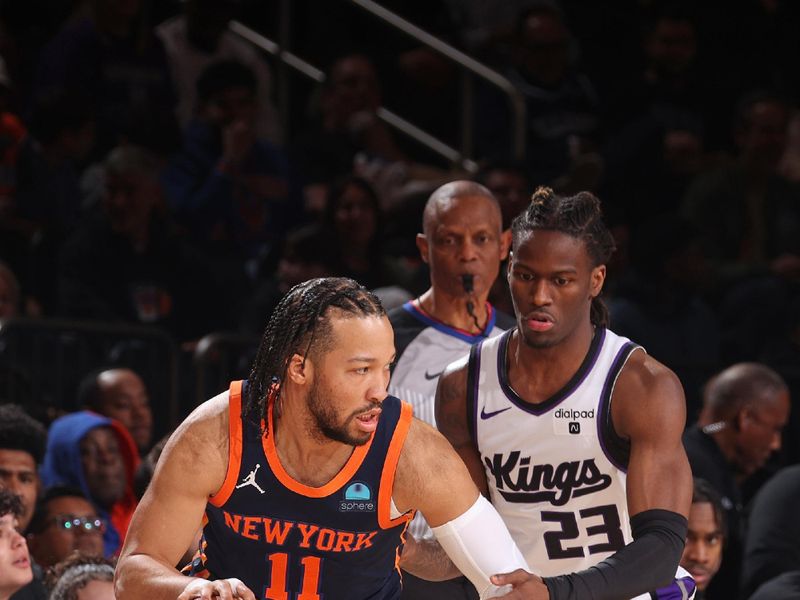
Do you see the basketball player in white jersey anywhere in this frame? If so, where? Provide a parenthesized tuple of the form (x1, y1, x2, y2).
(437, 187, 696, 599)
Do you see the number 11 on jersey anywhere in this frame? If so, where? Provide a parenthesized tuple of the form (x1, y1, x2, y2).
(265, 553, 322, 600)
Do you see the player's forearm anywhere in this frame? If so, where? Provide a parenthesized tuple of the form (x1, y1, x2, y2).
(542, 509, 689, 600)
(114, 553, 196, 600)
(399, 535, 462, 581)
(432, 495, 530, 598)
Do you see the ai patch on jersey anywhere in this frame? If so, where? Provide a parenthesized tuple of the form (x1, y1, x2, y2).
(552, 408, 595, 436)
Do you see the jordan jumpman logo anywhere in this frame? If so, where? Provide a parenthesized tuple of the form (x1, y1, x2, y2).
(235, 464, 266, 494)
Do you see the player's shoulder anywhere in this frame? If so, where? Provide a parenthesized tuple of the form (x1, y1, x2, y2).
(613, 349, 686, 436)
(150, 390, 233, 496)
(617, 348, 683, 401)
(399, 417, 463, 475)
(170, 390, 232, 460)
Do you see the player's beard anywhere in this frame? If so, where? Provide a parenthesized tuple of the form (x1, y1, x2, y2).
(307, 379, 373, 446)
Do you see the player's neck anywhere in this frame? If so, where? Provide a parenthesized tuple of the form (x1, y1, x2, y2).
(417, 288, 489, 334)
(509, 322, 596, 402)
(272, 396, 355, 487)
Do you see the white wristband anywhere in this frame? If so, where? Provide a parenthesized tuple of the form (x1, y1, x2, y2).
(431, 495, 530, 599)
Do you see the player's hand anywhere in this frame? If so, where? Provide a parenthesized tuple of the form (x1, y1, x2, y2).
(491, 569, 550, 599)
(177, 577, 256, 600)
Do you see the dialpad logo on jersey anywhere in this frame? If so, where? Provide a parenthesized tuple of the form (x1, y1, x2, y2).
(339, 482, 375, 512)
(553, 408, 595, 436)
(485, 452, 612, 506)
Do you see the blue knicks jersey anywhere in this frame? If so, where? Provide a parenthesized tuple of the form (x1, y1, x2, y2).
(189, 381, 414, 599)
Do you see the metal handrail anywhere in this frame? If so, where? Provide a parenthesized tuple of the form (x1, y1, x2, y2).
(0, 316, 180, 426)
(348, 0, 526, 160)
(228, 1, 526, 168)
(228, 21, 324, 83)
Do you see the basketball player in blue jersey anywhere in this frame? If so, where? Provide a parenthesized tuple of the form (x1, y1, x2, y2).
(437, 187, 696, 599)
(114, 277, 530, 600)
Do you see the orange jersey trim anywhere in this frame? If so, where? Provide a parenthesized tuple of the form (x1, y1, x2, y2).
(378, 401, 414, 529)
(262, 399, 375, 498)
(209, 381, 244, 507)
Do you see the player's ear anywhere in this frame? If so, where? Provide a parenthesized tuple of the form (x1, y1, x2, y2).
(286, 353, 310, 385)
(416, 233, 430, 264)
(589, 265, 606, 298)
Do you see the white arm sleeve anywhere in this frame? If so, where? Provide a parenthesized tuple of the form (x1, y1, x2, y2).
(431, 494, 530, 599)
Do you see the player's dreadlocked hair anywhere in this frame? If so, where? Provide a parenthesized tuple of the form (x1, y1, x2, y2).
(511, 187, 616, 328)
(245, 277, 386, 428)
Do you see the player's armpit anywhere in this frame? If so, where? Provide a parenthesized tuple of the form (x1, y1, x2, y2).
(399, 534, 461, 582)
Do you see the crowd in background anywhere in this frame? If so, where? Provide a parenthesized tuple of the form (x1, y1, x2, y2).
(0, 1, 799, 599)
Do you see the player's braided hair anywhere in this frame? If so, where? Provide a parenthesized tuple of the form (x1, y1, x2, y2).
(245, 277, 385, 428)
(511, 186, 616, 328)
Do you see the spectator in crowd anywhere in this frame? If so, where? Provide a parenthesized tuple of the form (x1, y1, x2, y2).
(162, 59, 297, 271)
(0, 405, 47, 600)
(477, 2, 602, 192)
(0, 489, 32, 600)
(389, 180, 512, 599)
(40, 412, 138, 559)
(602, 5, 718, 139)
(46, 554, 114, 600)
(15, 89, 95, 233)
(476, 160, 530, 231)
(239, 223, 332, 334)
(682, 92, 800, 298)
(609, 215, 720, 418)
(0, 405, 47, 533)
(742, 464, 800, 598)
(78, 368, 153, 453)
(59, 145, 232, 341)
(35, 0, 178, 157)
(683, 363, 790, 600)
(13, 89, 96, 315)
(321, 175, 411, 291)
(25, 487, 104, 570)
(680, 479, 725, 598)
(291, 53, 406, 199)
(601, 113, 707, 229)
(156, 0, 281, 143)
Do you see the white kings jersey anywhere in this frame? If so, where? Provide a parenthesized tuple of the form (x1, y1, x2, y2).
(468, 328, 695, 600)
